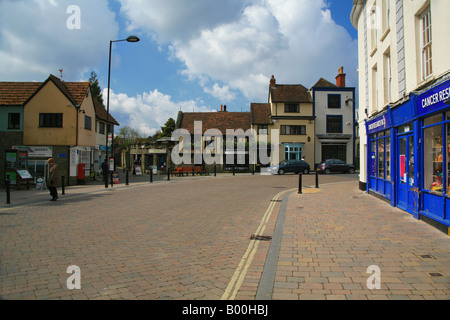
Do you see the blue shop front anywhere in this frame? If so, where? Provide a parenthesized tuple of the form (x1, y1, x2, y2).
(366, 79, 450, 235)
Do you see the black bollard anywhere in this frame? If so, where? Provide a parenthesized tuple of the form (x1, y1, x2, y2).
(6, 176, 11, 204)
(111, 172, 113, 188)
(233, 164, 235, 176)
(315, 171, 319, 189)
(126, 170, 129, 186)
(61, 175, 65, 195)
(168, 167, 170, 181)
(298, 173, 303, 194)
(214, 164, 217, 177)
(150, 169, 153, 183)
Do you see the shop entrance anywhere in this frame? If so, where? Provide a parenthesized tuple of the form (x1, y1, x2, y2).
(397, 132, 415, 213)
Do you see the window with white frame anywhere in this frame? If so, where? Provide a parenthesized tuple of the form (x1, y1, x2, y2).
(383, 49, 392, 103)
(421, 8, 432, 80)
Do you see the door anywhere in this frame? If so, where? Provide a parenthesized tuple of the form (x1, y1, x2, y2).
(397, 133, 415, 213)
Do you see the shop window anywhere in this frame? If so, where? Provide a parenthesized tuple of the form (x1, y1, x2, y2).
(447, 112, 450, 195)
(385, 136, 391, 181)
(285, 143, 302, 161)
(370, 139, 376, 177)
(408, 136, 414, 186)
(378, 139, 385, 178)
(322, 144, 347, 162)
(424, 115, 443, 193)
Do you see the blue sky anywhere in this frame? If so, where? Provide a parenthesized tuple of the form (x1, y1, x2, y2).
(0, 0, 358, 137)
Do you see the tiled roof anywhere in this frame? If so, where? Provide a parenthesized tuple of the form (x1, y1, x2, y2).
(45, 74, 90, 106)
(93, 98, 120, 126)
(0, 82, 41, 106)
(270, 84, 312, 103)
(250, 103, 272, 124)
(0, 74, 89, 107)
(311, 78, 337, 89)
(180, 112, 251, 135)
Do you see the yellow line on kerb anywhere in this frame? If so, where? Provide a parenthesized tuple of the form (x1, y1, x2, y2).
(221, 188, 296, 300)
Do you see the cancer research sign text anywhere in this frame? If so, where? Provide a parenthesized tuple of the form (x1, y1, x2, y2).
(417, 80, 450, 117)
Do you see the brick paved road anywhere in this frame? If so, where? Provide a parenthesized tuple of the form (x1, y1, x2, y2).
(0, 173, 327, 300)
(0, 173, 448, 301)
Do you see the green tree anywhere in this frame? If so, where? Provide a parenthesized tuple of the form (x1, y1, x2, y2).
(117, 126, 141, 147)
(89, 71, 103, 104)
(159, 118, 176, 138)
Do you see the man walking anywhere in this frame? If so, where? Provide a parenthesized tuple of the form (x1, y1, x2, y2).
(47, 158, 60, 201)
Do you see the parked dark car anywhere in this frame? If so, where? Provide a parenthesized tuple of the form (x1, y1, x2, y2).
(269, 160, 310, 175)
(317, 159, 355, 174)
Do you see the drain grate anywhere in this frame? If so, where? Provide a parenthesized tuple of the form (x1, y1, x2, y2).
(428, 273, 443, 277)
(418, 254, 435, 259)
(250, 235, 272, 241)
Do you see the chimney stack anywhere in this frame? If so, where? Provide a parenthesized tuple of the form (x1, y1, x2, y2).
(336, 66, 346, 88)
(270, 75, 276, 88)
(220, 105, 223, 112)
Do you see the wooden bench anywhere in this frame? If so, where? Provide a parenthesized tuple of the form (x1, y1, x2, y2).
(172, 166, 209, 176)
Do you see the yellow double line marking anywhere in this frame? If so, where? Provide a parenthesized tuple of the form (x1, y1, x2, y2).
(221, 188, 295, 300)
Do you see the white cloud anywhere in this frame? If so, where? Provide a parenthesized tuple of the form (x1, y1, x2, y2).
(203, 83, 236, 102)
(0, 0, 119, 81)
(121, 0, 358, 103)
(119, 0, 249, 43)
(105, 88, 214, 137)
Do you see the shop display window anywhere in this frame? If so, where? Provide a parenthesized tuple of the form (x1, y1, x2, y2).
(424, 115, 443, 193)
(385, 136, 391, 181)
(371, 131, 391, 181)
(378, 139, 385, 178)
(370, 137, 376, 178)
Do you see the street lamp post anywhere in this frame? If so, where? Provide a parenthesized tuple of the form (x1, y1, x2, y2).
(105, 36, 140, 188)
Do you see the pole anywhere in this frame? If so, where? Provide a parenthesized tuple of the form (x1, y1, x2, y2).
(126, 169, 129, 186)
(105, 40, 112, 189)
(315, 170, 319, 189)
(61, 175, 65, 195)
(298, 173, 303, 194)
(214, 164, 217, 177)
(6, 176, 11, 205)
(150, 168, 153, 183)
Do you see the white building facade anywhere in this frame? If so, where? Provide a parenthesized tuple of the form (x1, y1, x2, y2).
(351, 0, 450, 233)
(312, 68, 356, 169)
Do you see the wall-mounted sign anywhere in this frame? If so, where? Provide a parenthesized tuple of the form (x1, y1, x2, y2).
(417, 80, 450, 117)
(13, 146, 53, 158)
(367, 113, 391, 135)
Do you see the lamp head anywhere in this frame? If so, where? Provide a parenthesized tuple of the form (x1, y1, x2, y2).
(126, 35, 140, 43)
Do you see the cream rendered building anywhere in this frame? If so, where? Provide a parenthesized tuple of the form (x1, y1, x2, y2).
(351, 0, 450, 232)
